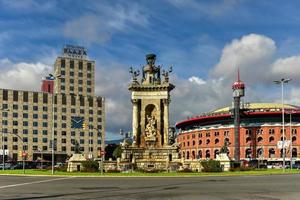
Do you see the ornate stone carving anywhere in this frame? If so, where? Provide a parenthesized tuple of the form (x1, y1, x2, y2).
(145, 115, 157, 138)
(129, 67, 140, 83)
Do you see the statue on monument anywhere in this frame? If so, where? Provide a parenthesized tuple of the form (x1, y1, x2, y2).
(145, 115, 157, 138)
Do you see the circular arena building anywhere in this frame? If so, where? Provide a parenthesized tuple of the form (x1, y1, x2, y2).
(175, 103, 300, 165)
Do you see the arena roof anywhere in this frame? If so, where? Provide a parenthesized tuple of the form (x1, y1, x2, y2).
(213, 103, 300, 113)
(176, 103, 300, 129)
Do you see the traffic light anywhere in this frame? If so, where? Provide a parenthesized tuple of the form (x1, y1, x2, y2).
(82, 122, 87, 130)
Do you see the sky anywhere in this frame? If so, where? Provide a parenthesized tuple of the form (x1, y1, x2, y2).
(1, 0, 300, 140)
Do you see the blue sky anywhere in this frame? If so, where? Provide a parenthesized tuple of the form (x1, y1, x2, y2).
(1, 0, 300, 139)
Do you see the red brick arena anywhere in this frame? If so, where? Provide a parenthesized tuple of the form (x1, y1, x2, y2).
(176, 103, 300, 166)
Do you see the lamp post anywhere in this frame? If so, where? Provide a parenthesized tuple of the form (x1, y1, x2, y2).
(49, 73, 61, 175)
(288, 110, 296, 169)
(274, 78, 291, 172)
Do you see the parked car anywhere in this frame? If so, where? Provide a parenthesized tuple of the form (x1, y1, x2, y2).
(0, 163, 12, 170)
(292, 164, 300, 169)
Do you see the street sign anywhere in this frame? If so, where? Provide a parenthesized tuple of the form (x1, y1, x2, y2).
(0, 149, 9, 155)
(277, 140, 291, 149)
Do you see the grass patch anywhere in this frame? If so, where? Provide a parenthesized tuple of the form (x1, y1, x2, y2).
(0, 169, 300, 177)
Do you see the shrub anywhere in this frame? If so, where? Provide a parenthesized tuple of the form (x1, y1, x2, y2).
(178, 168, 193, 173)
(201, 160, 222, 172)
(82, 161, 99, 172)
(106, 169, 121, 173)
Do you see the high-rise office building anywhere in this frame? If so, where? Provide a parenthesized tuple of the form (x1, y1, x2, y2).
(0, 45, 105, 163)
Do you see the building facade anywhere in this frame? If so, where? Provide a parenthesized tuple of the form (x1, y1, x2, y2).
(176, 103, 300, 164)
(0, 45, 105, 162)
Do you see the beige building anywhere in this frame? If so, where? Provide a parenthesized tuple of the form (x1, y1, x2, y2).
(0, 45, 105, 162)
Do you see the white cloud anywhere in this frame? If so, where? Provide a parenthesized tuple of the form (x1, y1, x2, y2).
(271, 55, 300, 83)
(63, 2, 149, 45)
(188, 76, 206, 85)
(0, 58, 52, 91)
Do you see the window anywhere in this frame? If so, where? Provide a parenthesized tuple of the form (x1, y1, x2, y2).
(13, 104, 18, 110)
(62, 107, 67, 113)
(13, 121, 18, 126)
(62, 95, 66, 105)
(23, 121, 28, 126)
(61, 59, 65, 68)
(70, 79, 74, 84)
(62, 131, 66, 136)
(62, 123, 67, 128)
(13, 137, 18, 142)
(33, 130, 38, 135)
(61, 86, 65, 90)
(224, 130, 229, 136)
(43, 146, 47, 151)
(33, 114, 38, 119)
(70, 60, 74, 69)
(2, 112, 8, 117)
(33, 122, 38, 127)
(60, 70, 65, 75)
(43, 122, 48, 127)
(89, 132, 93, 137)
(80, 132, 84, 137)
(87, 73, 91, 78)
(13, 145, 18, 150)
(13, 91, 18, 101)
(70, 72, 74, 76)
(80, 139, 84, 144)
(62, 138, 66, 143)
(71, 131, 75, 136)
(33, 106, 38, 111)
(89, 139, 93, 144)
(62, 115, 67, 120)
(43, 106, 48, 112)
(78, 87, 83, 92)
(62, 146, 66, 152)
(257, 137, 263, 143)
(23, 137, 28, 143)
(215, 138, 219, 144)
(269, 129, 275, 135)
(23, 92, 28, 102)
(206, 132, 210, 137)
(23, 105, 28, 110)
(206, 139, 210, 144)
(87, 80, 91, 85)
(33, 92, 38, 103)
(43, 130, 47, 135)
(43, 93, 48, 103)
(13, 113, 18, 118)
(42, 138, 48, 143)
(269, 136, 274, 142)
(87, 62, 92, 70)
(43, 114, 48, 119)
(79, 61, 83, 70)
(78, 80, 83, 84)
(33, 138, 38, 143)
(3, 90, 8, 100)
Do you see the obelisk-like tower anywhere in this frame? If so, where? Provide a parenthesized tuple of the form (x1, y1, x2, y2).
(232, 69, 245, 162)
(128, 54, 174, 148)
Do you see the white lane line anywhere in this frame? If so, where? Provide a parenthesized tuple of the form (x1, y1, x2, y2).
(0, 177, 75, 189)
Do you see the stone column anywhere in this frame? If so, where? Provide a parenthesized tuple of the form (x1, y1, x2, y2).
(163, 99, 170, 146)
(132, 99, 139, 146)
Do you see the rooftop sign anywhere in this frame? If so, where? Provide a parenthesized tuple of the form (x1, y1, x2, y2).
(62, 45, 87, 59)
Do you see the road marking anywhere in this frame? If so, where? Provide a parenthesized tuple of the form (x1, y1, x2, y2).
(0, 177, 74, 189)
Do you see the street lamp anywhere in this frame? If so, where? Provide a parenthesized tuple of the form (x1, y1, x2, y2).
(1, 108, 9, 171)
(48, 73, 61, 175)
(274, 78, 291, 172)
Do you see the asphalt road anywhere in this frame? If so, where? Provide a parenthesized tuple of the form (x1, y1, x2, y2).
(1, 174, 300, 200)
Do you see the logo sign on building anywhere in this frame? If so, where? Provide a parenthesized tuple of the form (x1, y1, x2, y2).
(63, 45, 87, 59)
(277, 140, 291, 149)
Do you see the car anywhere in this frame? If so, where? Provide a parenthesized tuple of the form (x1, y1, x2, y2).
(0, 163, 12, 170)
(292, 164, 300, 169)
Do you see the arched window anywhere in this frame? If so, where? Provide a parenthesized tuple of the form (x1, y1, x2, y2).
(187, 141, 190, 146)
(269, 129, 275, 135)
(225, 138, 230, 144)
(186, 151, 190, 160)
(245, 148, 251, 158)
(269, 136, 274, 143)
(206, 139, 210, 145)
(257, 148, 263, 158)
(198, 140, 202, 145)
(205, 150, 210, 159)
(246, 137, 251, 143)
(192, 151, 195, 159)
(269, 148, 275, 158)
(257, 137, 263, 143)
(192, 140, 195, 146)
(292, 136, 297, 143)
(182, 151, 185, 159)
(215, 138, 219, 144)
(198, 150, 202, 159)
(214, 149, 219, 158)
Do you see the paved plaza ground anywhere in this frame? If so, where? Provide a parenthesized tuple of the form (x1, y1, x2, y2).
(1, 174, 300, 199)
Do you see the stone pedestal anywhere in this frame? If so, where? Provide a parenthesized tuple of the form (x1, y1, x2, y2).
(216, 153, 231, 171)
(67, 154, 87, 172)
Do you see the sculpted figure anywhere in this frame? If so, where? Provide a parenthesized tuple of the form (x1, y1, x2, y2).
(145, 115, 157, 137)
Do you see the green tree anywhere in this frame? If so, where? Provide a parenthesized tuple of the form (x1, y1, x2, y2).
(113, 145, 123, 159)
